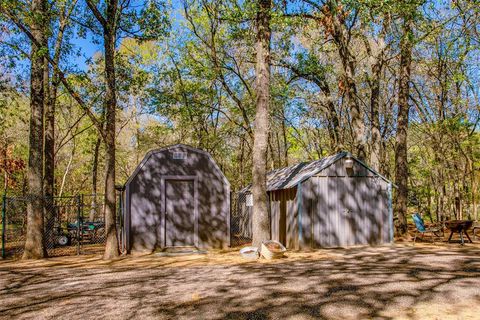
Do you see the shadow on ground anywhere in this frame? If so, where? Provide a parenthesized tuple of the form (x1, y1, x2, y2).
(1, 244, 480, 319)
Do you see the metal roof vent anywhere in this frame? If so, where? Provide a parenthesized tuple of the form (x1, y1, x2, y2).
(172, 151, 187, 160)
(345, 156, 354, 169)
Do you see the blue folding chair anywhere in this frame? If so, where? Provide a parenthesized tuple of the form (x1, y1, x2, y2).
(412, 213, 443, 244)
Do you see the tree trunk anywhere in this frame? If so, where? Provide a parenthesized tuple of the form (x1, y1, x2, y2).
(318, 81, 341, 152)
(455, 187, 461, 220)
(369, 58, 383, 172)
(23, 0, 47, 259)
(90, 136, 101, 221)
(267, 133, 276, 170)
(102, 0, 119, 259)
(394, 15, 414, 235)
(345, 72, 365, 160)
(281, 111, 289, 166)
(328, 2, 365, 159)
(43, 54, 53, 248)
(44, 61, 54, 203)
(103, 132, 118, 259)
(239, 137, 245, 187)
(44, 1, 71, 203)
(251, 0, 271, 248)
(427, 186, 433, 223)
(58, 139, 75, 197)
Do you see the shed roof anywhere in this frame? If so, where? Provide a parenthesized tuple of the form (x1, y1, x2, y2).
(241, 152, 394, 193)
(124, 144, 230, 187)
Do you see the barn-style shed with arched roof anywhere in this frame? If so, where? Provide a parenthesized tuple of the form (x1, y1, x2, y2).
(124, 144, 230, 252)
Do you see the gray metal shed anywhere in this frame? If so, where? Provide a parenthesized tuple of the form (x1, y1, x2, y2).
(237, 152, 394, 249)
(124, 144, 230, 252)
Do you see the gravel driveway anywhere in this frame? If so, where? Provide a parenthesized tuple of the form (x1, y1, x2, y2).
(1, 244, 480, 319)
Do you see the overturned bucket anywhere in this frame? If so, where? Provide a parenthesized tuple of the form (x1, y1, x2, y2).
(260, 240, 286, 260)
(239, 246, 259, 260)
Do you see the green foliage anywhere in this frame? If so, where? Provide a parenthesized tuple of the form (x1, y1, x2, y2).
(120, 0, 171, 41)
(0, 0, 478, 222)
(295, 52, 332, 80)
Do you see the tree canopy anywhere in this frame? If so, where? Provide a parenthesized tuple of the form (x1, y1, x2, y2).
(0, 0, 479, 247)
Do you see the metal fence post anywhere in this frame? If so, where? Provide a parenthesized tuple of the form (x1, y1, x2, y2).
(1, 194, 6, 259)
(76, 195, 81, 255)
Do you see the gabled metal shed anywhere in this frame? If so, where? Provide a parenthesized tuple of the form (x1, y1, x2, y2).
(238, 152, 394, 249)
(124, 144, 230, 252)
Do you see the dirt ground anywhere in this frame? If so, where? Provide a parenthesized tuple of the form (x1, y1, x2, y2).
(1, 243, 480, 320)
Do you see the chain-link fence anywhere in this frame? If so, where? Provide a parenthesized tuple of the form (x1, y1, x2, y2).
(1, 195, 27, 258)
(230, 192, 252, 247)
(1, 193, 124, 259)
(2, 190, 269, 256)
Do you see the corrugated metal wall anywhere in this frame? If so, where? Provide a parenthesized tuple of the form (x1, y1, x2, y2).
(301, 176, 390, 249)
(126, 145, 230, 252)
(237, 157, 393, 249)
(269, 188, 297, 249)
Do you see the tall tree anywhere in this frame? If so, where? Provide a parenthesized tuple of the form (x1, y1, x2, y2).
(325, 0, 366, 160)
(84, 0, 169, 259)
(251, 0, 272, 248)
(23, 0, 48, 259)
(85, 0, 120, 259)
(44, 0, 77, 203)
(364, 16, 389, 173)
(394, 10, 414, 235)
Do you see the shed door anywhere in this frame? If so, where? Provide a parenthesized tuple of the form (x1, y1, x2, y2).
(165, 179, 195, 246)
(313, 176, 388, 247)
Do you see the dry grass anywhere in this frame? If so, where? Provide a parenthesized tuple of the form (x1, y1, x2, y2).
(1, 243, 480, 319)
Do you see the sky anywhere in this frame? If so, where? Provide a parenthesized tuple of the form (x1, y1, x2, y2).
(70, 0, 185, 71)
